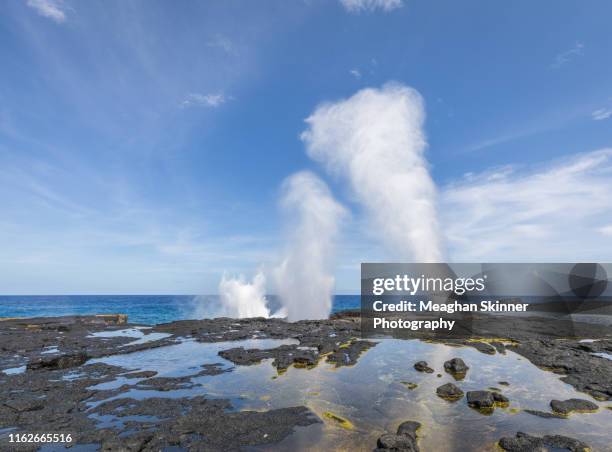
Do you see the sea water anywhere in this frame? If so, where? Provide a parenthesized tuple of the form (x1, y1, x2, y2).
(0, 295, 360, 324)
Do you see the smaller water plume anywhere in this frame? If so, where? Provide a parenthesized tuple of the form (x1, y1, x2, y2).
(274, 171, 347, 321)
(217, 271, 271, 318)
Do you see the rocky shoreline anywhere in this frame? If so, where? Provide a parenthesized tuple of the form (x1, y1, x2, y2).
(1, 313, 611, 451)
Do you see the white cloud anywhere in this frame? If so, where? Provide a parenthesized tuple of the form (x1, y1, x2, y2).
(599, 225, 612, 236)
(349, 68, 362, 79)
(339, 0, 403, 13)
(26, 0, 68, 23)
(592, 108, 612, 121)
(181, 93, 226, 108)
(441, 149, 612, 261)
(551, 42, 584, 68)
(206, 34, 236, 55)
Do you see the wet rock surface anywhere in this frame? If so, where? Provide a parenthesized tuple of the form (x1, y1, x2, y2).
(1, 312, 610, 450)
(510, 338, 612, 401)
(498, 431, 590, 452)
(550, 398, 599, 415)
(523, 409, 566, 419)
(465, 390, 509, 411)
(27, 351, 89, 371)
(492, 391, 509, 404)
(219, 345, 319, 371)
(443, 357, 469, 379)
(0, 314, 372, 450)
(374, 420, 420, 451)
(218, 338, 377, 372)
(358, 310, 612, 401)
(436, 383, 464, 401)
(466, 390, 495, 409)
(413, 361, 434, 373)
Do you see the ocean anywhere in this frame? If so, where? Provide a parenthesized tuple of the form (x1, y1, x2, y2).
(0, 295, 360, 325)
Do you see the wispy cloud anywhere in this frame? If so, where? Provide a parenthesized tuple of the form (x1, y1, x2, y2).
(206, 34, 236, 55)
(463, 106, 586, 153)
(592, 108, 612, 121)
(466, 130, 533, 153)
(599, 225, 612, 236)
(551, 41, 584, 69)
(349, 68, 362, 79)
(26, 0, 68, 23)
(441, 149, 612, 261)
(0, 156, 274, 293)
(339, 0, 403, 13)
(181, 93, 227, 108)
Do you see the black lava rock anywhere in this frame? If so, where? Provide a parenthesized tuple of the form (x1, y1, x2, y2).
(396, 421, 420, 441)
(550, 398, 598, 415)
(523, 409, 565, 419)
(498, 432, 545, 451)
(27, 352, 89, 371)
(492, 392, 509, 404)
(436, 383, 464, 401)
(499, 431, 589, 452)
(443, 358, 469, 376)
(413, 361, 434, 373)
(375, 420, 421, 451)
(376, 434, 418, 451)
(466, 391, 495, 408)
(542, 434, 590, 452)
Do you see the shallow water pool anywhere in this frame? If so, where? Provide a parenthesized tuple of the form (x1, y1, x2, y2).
(88, 338, 612, 451)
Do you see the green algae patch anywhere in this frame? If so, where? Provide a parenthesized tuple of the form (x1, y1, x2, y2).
(466, 337, 519, 346)
(471, 407, 495, 416)
(400, 381, 418, 390)
(323, 411, 354, 430)
(293, 361, 319, 370)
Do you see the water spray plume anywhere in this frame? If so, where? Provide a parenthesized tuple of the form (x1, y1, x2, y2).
(274, 171, 347, 321)
(301, 83, 444, 262)
(217, 271, 271, 318)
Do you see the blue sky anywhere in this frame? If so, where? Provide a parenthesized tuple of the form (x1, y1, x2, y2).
(1, 0, 612, 294)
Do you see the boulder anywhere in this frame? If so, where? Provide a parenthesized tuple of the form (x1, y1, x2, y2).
(436, 383, 464, 401)
(443, 358, 469, 376)
(413, 361, 434, 373)
(543, 434, 590, 452)
(550, 398, 598, 415)
(374, 420, 421, 451)
(466, 391, 494, 408)
(499, 431, 589, 452)
(376, 434, 417, 451)
(498, 432, 545, 451)
(492, 392, 509, 404)
(396, 420, 420, 441)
